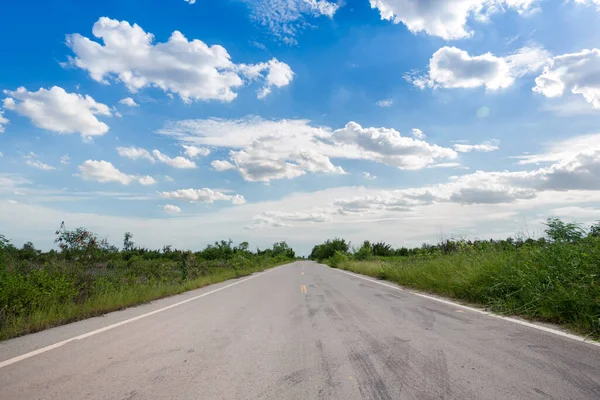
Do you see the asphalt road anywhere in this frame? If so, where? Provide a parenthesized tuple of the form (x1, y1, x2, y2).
(1, 261, 599, 399)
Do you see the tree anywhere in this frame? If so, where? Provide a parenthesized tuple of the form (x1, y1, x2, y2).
(123, 232, 135, 252)
(272, 241, 295, 258)
(543, 217, 586, 243)
(309, 238, 349, 261)
(590, 222, 600, 237)
(354, 241, 373, 260)
(372, 241, 393, 257)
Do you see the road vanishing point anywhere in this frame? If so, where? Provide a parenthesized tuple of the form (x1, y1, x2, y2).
(1, 261, 599, 399)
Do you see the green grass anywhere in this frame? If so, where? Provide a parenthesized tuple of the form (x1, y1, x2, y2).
(0, 261, 286, 341)
(326, 239, 600, 337)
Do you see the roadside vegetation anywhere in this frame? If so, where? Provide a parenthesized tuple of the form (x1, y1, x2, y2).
(0, 223, 296, 340)
(310, 218, 600, 337)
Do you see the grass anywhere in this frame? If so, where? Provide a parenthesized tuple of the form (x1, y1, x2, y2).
(0, 261, 285, 341)
(325, 239, 600, 337)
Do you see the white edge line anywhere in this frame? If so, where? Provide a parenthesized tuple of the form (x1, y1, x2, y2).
(329, 266, 600, 348)
(0, 268, 278, 369)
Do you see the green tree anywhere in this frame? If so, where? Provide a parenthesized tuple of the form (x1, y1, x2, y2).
(543, 217, 586, 243)
(123, 232, 135, 252)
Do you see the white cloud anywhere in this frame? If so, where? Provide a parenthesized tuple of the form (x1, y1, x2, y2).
(138, 176, 157, 185)
(533, 48, 600, 109)
(513, 133, 600, 165)
(60, 154, 71, 165)
(66, 17, 294, 102)
(159, 117, 457, 182)
(242, 0, 340, 44)
(248, 210, 332, 228)
(410, 45, 550, 90)
(117, 146, 156, 163)
(453, 141, 499, 152)
(164, 175, 175, 182)
(152, 150, 196, 169)
(2, 86, 111, 138)
(376, 99, 393, 107)
(184, 0, 196, 4)
(162, 204, 182, 214)
(25, 160, 55, 171)
(570, 0, 600, 9)
(363, 172, 377, 180)
(182, 144, 210, 158)
(78, 160, 141, 185)
(369, 0, 539, 40)
(159, 188, 246, 205)
(119, 97, 138, 107)
(24, 152, 55, 171)
(411, 128, 425, 139)
(211, 160, 236, 171)
(0, 111, 9, 133)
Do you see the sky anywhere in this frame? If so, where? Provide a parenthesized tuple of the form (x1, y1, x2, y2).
(1, 0, 600, 255)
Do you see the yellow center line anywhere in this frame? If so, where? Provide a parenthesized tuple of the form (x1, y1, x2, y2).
(300, 285, 307, 294)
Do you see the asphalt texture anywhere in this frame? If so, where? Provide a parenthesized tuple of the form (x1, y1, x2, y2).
(1, 261, 599, 399)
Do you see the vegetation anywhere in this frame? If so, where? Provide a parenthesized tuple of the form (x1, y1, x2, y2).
(0, 224, 296, 340)
(311, 218, 600, 337)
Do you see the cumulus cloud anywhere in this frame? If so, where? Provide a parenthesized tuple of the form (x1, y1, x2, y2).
(411, 128, 425, 139)
(159, 117, 457, 182)
(0, 111, 8, 133)
(453, 141, 499, 153)
(369, 0, 539, 40)
(211, 160, 236, 171)
(162, 204, 182, 214)
(2, 86, 111, 138)
(78, 160, 137, 184)
(242, 0, 340, 44)
(78, 160, 154, 185)
(182, 144, 210, 158)
(117, 146, 196, 168)
(117, 146, 156, 163)
(66, 17, 294, 101)
(60, 155, 71, 165)
(119, 97, 138, 107)
(138, 176, 157, 185)
(533, 48, 600, 109)
(159, 188, 246, 205)
(410, 45, 550, 90)
(241, 58, 295, 99)
(376, 99, 393, 107)
(363, 172, 377, 180)
(152, 150, 196, 169)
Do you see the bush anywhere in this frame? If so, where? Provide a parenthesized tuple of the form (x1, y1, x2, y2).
(326, 251, 349, 268)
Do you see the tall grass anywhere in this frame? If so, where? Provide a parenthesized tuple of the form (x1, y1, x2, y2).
(0, 227, 296, 341)
(326, 238, 600, 337)
(0, 262, 281, 341)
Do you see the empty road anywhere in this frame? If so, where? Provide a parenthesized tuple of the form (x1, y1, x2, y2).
(1, 261, 599, 399)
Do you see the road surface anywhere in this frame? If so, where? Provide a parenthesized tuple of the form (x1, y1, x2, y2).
(1, 261, 599, 399)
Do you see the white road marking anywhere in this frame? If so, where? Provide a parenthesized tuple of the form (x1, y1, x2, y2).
(329, 267, 600, 348)
(0, 268, 278, 369)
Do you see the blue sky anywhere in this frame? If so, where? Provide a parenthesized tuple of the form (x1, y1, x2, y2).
(1, 0, 600, 254)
